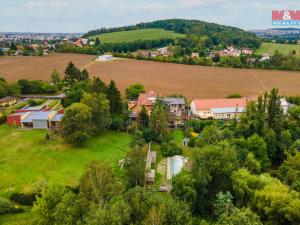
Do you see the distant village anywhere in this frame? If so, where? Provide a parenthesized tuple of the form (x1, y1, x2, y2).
(1, 34, 273, 62)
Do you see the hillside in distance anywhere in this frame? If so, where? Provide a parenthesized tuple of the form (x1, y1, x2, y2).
(84, 19, 261, 48)
(256, 42, 300, 56)
(89, 28, 185, 43)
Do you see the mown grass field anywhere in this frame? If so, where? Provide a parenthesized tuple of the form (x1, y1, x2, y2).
(0, 212, 31, 225)
(0, 125, 131, 195)
(89, 28, 185, 43)
(256, 42, 300, 56)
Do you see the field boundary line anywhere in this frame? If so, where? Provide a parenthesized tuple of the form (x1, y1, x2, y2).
(250, 70, 267, 91)
(81, 60, 96, 70)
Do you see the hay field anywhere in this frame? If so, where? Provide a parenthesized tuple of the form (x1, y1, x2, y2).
(1, 54, 300, 99)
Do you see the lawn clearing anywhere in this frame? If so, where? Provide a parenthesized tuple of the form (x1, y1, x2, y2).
(0, 212, 31, 225)
(89, 28, 185, 43)
(0, 125, 131, 195)
(256, 42, 300, 56)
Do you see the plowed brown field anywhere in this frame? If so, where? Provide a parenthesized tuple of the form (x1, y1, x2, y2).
(1, 53, 300, 99)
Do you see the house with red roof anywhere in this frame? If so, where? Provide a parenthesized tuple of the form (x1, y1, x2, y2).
(190, 98, 248, 120)
(136, 91, 157, 115)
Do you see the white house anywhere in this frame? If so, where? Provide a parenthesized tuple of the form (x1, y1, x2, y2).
(280, 98, 289, 115)
(96, 54, 114, 61)
(190, 98, 248, 120)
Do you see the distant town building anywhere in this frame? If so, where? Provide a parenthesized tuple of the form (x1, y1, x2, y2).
(96, 54, 114, 61)
(260, 53, 271, 62)
(191, 52, 199, 58)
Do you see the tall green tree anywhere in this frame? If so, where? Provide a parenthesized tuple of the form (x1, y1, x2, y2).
(81, 68, 89, 81)
(79, 161, 123, 203)
(32, 185, 84, 225)
(64, 62, 82, 86)
(192, 142, 238, 215)
(50, 69, 61, 85)
(38, 46, 44, 56)
(267, 88, 284, 133)
(89, 77, 106, 94)
(246, 134, 270, 170)
(84, 197, 131, 225)
(125, 83, 145, 100)
(106, 80, 122, 114)
(150, 99, 169, 141)
(216, 208, 263, 225)
(278, 152, 300, 191)
(65, 81, 89, 106)
(61, 103, 93, 145)
(95, 37, 101, 46)
(81, 92, 111, 133)
(143, 196, 193, 225)
(124, 147, 146, 188)
(138, 106, 149, 130)
(214, 191, 234, 218)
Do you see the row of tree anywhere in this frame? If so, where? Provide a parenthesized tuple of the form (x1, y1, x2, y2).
(114, 49, 300, 72)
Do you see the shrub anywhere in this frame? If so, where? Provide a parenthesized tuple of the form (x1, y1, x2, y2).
(10, 192, 36, 206)
(161, 141, 182, 157)
(110, 115, 125, 131)
(227, 93, 242, 98)
(28, 99, 46, 107)
(0, 197, 12, 214)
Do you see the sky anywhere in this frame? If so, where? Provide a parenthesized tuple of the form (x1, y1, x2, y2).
(1, 0, 300, 33)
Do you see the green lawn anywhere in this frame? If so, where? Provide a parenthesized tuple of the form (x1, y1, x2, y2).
(256, 42, 300, 56)
(89, 28, 185, 43)
(0, 125, 131, 195)
(0, 212, 32, 225)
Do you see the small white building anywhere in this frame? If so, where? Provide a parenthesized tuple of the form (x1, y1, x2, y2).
(260, 53, 271, 62)
(280, 98, 289, 115)
(96, 54, 114, 61)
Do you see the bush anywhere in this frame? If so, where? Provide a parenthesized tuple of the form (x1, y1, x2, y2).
(10, 192, 36, 206)
(161, 141, 183, 157)
(110, 115, 125, 131)
(0, 197, 12, 214)
(28, 99, 46, 106)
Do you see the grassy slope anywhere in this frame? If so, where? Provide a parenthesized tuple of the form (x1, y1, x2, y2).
(0, 213, 31, 225)
(256, 42, 300, 56)
(0, 125, 131, 195)
(89, 28, 185, 43)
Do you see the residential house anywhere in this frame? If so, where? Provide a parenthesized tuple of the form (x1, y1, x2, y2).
(242, 48, 253, 55)
(157, 47, 172, 56)
(259, 53, 271, 62)
(75, 38, 89, 47)
(0, 96, 18, 107)
(7, 110, 64, 129)
(137, 91, 157, 115)
(191, 52, 199, 58)
(219, 46, 242, 57)
(190, 98, 248, 120)
(163, 98, 186, 127)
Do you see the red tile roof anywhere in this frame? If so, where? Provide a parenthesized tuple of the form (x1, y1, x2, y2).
(138, 91, 157, 106)
(193, 98, 248, 110)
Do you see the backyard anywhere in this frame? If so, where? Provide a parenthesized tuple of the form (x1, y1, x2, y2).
(0, 125, 131, 196)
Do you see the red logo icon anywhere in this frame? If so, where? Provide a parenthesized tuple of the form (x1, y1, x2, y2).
(272, 10, 300, 21)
